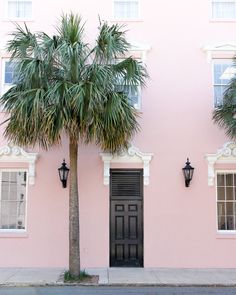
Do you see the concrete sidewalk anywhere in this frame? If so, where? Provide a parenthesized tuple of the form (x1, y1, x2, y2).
(1, 267, 236, 286)
(0, 268, 65, 286)
(87, 268, 236, 286)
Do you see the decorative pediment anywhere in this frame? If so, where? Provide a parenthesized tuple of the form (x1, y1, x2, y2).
(203, 42, 236, 62)
(205, 142, 236, 186)
(127, 42, 151, 62)
(0, 145, 38, 185)
(100, 146, 153, 186)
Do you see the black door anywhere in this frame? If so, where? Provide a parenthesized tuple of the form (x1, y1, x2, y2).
(110, 169, 143, 267)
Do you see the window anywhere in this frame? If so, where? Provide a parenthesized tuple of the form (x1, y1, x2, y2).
(1, 59, 18, 95)
(4, 61, 15, 84)
(7, 0, 32, 19)
(212, 0, 236, 19)
(213, 59, 236, 107)
(115, 83, 141, 109)
(115, 58, 142, 109)
(0, 171, 27, 230)
(113, 0, 139, 19)
(217, 173, 236, 231)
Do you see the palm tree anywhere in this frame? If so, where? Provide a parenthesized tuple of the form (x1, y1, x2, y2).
(213, 68, 236, 139)
(0, 14, 147, 276)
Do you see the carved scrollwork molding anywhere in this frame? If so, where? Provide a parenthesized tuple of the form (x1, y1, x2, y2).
(205, 142, 236, 186)
(0, 144, 38, 185)
(100, 146, 153, 186)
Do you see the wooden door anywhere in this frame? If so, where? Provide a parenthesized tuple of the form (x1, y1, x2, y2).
(110, 169, 143, 267)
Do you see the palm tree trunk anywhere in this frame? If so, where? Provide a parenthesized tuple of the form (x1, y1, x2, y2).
(69, 138, 80, 276)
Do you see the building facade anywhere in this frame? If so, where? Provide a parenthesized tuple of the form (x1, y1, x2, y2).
(1, 0, 236, 268)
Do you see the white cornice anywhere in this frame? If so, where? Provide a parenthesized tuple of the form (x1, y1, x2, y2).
(203, 42, 236, 62)
(128, 42, 151, 62)
(129, 42, 151, 52)
(0, 144, 38, 185)
(100, 145, 153, 186)
(205, 142, 236, 186)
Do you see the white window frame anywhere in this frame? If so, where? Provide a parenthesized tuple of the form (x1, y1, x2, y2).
(112, 0, 141, 21)
(5, 0, 33, 20)
(212, 58, 235, 108)
(211, 0, 236, 21)
(0, 169, 28, 233)
(216, 170, 236, 234)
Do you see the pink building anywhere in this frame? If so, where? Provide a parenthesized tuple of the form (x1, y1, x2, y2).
(1, 0, 236, 269)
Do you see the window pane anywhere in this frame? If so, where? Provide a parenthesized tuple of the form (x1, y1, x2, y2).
(8, 1, 18, 18)
(217, 174, 225, 186)
(218, 215, 226, 230)
(218, 202, 225, 216)
(214, 63, 232, 84)
(226, 202, 234, 215)
(18, 1, 32, 18)
(213, 62, 234, 107)
(115, 78, 140, 108)
(226, 215, 234, 230)
(226, 173, 233, 186)
(4, 61, 18, 84)
(214, 85, 226, 106)
(217, 187, 225, 200)
(226, 187, 234, 200)
(1, 201, 9, 216)
(1, 215, 9, 229)
(9, 215, 17, 229)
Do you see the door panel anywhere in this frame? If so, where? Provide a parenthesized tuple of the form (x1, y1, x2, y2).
(110, 170, 143, 267)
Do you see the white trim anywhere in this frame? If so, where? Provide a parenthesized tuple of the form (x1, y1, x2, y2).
(203, 42, 236, 62)
(205, 142, 236, 186)
(128, 42, 151, 62)
(0, 145, 38, 185)
(100, 145, 153, 186)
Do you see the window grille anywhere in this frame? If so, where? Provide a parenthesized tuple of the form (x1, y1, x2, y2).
(0, 171, 27, 230)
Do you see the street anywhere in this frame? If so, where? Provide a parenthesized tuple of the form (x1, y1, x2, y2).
(0, 286, 236, 295)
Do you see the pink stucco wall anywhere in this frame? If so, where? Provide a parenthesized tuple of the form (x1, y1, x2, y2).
(1, 0, 236, 268)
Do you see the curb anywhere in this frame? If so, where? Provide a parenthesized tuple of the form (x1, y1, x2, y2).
(1, 283, 236, 288)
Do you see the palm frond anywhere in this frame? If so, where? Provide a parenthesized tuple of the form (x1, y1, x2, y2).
(94, 22, 129, 62)
(1, 14, 147, 153)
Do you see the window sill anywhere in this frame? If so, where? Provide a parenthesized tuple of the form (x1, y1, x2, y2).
(110, 18, 143, 23)
(2, 18, 34, 22)
(210, 18, 236, 23)
(0, 231, 28, 238)
(216, 231, 236, 239)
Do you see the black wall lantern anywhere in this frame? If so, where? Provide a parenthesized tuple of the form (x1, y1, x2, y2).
(58, 159, 70, 188)
(182, 158, 194, 187)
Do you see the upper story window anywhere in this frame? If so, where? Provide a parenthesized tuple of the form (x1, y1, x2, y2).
(4, 61, 15, 84)
(212, 0, 236, 19)
(213, 59, 236, 107)
(7, 0, 32, 19)
(0, 171, 27, 231)
(115, 58, 142, 109)
(115, 82, 141, 109)
(113, 0, 139, 20)
(1, 59, 17, 95)
(217, 172, 236, 231)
